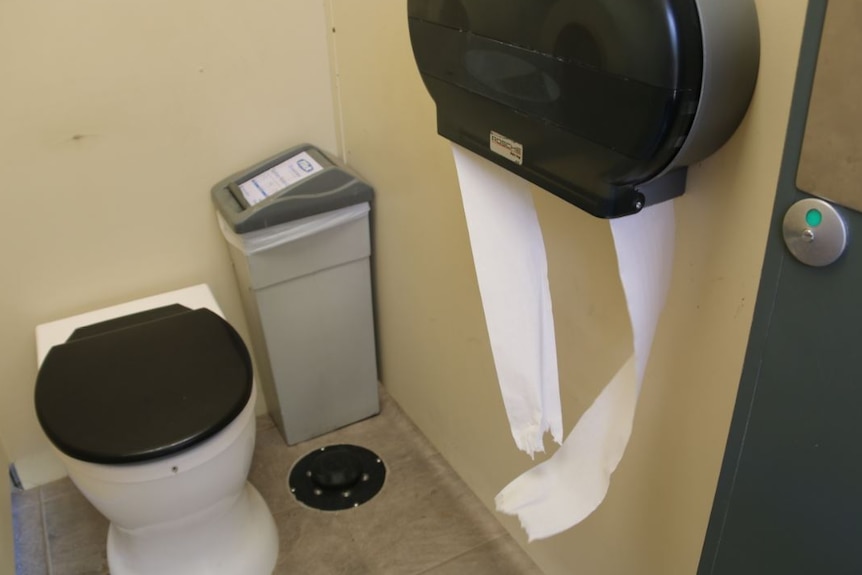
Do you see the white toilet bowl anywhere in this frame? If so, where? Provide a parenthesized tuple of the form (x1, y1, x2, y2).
(34, 285, 279, 575)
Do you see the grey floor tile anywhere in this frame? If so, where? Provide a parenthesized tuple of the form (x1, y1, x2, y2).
(314, 389, 441, 465)
(420, 535, 543, 575)
(11, 486, 40, 512)
(257, 415, 277, 432)
(272, 507, 372, 575)
(43, 489, 109, 575)
(11, 488, 48, 575)
(40, 478, 77, 503)
(250, 423, 301, 516)
(340, 451, 506, 575)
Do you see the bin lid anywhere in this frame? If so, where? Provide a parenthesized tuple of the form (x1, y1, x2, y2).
(211, 143, 374, 234)
(35, 306, 253, 464)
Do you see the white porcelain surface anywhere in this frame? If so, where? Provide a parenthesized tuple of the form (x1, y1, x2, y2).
(35, 284, 224, 365)
(60, 386, 258, 526)
(34, 284, 279, 574)
(106, 479, 278, 575)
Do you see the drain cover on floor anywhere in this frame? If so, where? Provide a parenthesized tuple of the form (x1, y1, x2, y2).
(289, 444, 386, 511)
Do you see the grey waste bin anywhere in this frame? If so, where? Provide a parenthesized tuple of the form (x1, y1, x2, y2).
(212, 143, 379, 445)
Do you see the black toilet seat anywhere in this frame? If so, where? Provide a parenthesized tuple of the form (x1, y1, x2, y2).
(35, 306, 253, 464)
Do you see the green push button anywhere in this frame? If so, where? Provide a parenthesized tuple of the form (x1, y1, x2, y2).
(805, 208, 823, 227)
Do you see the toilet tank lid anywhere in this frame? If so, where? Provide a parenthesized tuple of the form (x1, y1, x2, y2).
(35, 306, 253, 464)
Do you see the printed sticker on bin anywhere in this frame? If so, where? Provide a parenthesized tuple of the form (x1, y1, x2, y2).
(239, 151, 324, 207)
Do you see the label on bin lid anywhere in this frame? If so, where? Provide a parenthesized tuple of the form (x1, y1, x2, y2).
(239, 151, 324, 207)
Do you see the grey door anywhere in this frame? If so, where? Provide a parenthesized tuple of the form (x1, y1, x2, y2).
(699, 2, 862, 573)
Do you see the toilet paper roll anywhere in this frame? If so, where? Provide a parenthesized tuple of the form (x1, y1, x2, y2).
(452, 145, 675, 540)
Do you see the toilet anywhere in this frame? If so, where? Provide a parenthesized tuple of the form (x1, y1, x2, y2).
(33, 284, 279, 575)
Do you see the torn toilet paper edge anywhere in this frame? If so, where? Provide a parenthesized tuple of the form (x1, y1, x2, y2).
(451, 145, 675, 540)
(495, 199, 674, 540)
(452, 145, 563, 457)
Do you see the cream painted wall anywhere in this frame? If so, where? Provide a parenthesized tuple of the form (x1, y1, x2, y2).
(329, 1, 807, 573)
(0, 0, 339, 464)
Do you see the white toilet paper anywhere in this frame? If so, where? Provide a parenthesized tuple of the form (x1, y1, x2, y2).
(453, 145, 563, 456)
(452, 146, 675, 540)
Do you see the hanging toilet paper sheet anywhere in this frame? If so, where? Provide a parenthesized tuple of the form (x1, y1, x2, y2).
(452, 145, 675, 540)
(452, 146, 563, 456)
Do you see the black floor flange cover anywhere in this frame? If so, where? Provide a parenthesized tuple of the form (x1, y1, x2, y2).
(289, 444, 386, 511)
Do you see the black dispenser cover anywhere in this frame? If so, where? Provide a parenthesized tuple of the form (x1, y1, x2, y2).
(408, 0, 704, 218)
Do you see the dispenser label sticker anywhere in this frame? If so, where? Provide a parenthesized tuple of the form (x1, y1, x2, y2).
(490, 131, 523, 166)
(239, 151, 325, 207)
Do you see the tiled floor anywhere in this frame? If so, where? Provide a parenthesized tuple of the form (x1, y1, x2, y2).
(10, 389, 541, 574)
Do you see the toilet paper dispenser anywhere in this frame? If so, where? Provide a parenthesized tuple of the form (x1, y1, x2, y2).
(408, 0, 760, 218)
